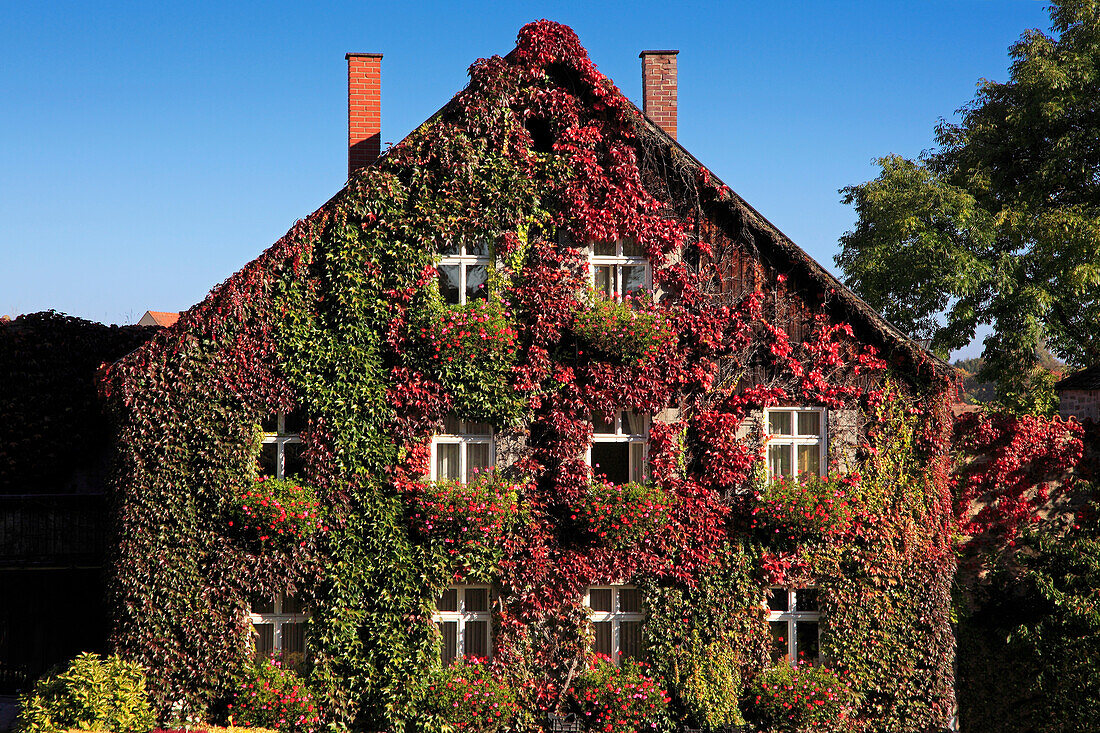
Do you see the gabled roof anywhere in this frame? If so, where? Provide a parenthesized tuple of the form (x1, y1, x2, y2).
(137, 311, 180, 328)
(108, 21, 954, 388)
(1056, 364, 1100, 391)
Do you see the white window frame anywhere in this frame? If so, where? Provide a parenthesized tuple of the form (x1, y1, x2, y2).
(261, 412, 302, 480)
(587, 411, 648, 483)
(248, 593, 309, 658)
(430, 418, 495, 482)
(764, 407, 827, 479)
(588, 239, 650, 300)
(585, 585, 645, 665)
(433, 584, 493, 663)
(437, 237, 492, 305)
(766, 587, 820, 667)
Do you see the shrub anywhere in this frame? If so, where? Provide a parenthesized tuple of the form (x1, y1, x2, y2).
(750, 472, 866, 545)
(17, 652, 155, 733)
(574, 296, 674, 365)
(571, 656, 669, 733)
(573, 481, 670, 549)
(229, 477, 326, 549)
(421, 661, 520, 732)
(742, 664, 855, 732)
(226, 658, 321, 733)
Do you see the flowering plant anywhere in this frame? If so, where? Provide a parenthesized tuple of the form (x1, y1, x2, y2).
(229, 478, 326, 548)
(572, 481, 670, 549)
(406, 471, 522, 577)
(571, 656, 670, 733)
(574, 296, 674, 365)
(750, 472, 866, 545)
(421, 660, 520, 732)
(742, 664, 855, 732)
(227, 658, 321, 733)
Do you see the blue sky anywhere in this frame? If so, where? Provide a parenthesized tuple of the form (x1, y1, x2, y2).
(0, 1, 1051, 356)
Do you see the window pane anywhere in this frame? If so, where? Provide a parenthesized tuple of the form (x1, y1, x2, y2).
(465, 620, 489, 659)
(621, 411, 646, 436)
(250, 594, 275, 614)
(465, 421, 492, 436)
(282, 623, 305, 655)
(282, 594, 305, 614)
(767, 589, 789, 612)
(593, 240, 616, 256)
(629, 443, 645, 483)
(796, 621, 819, 664)
(618, 588, 640, 613)
(797, 444, 820, 476)
(620, 621, 642, 661)
(439, 621, 458, 666)
(465, 588, 489, 612)
(591, 442, 630, 485)
(442, 414, 462, 435)
(436, 443, 461, 481)
(437, 588, 458, 612)
(466, 265, 489, 302)
(769, 621, 789, 664)
(594, 265, 613, 299)
(283, 410, 305, 434)
(594, 621, 612, 656)
(254, 623, 274, 656)
(621, 239, 644, 257)
(622, 266, 647, 297)
(797, 411, 821, 436)
(768, 411, 793, 435)
(466, 443, 491, 481)
(768, 444, 792, 478)
(261, 414, 278, 433)
(259, 442, 278, 478)
(467, 237, 491, 257)
(592, 413, 615, 434)
(438, 265, 461, 304)
(439, 239, 461, 256)
(589, 588, 612, 613)
(284, 442, 305, 479)
(796, 588, 818, 612)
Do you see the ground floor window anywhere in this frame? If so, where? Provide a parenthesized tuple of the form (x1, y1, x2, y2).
(767, 587, 820, 665)
(249, 593, 308, 660)
(434, 585, 492, 665)
(586, 585, 644, 663)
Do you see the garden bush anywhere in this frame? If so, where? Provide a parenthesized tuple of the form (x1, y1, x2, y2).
(226, 658, 320, 733)
(742, 664, 855, 732)
(421, 661, 520, 733)
(17, 652, 155, 733)
(571, 656, 669, 733)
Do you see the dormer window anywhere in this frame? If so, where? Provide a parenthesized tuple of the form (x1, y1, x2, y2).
(765, 407, 826, 479)
(589, 239, 649, 300)
(431, 415, 494, 482)
(587, 411, 648, 484)
(260, 412, 303, 480)
(438, 237, 491, 305)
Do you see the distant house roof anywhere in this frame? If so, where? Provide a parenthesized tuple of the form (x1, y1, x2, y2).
(1055, 364, 1100, 391)
(137, 311, 179, 328)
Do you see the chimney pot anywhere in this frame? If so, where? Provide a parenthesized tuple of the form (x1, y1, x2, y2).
(639, 50, 678, 139)
(347, 52, 382, 177)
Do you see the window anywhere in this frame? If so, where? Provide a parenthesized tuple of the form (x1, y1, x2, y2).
(260, 412, 303, 480)
(588, 239, 649, 300)
(434, 585, 492, 664)
(767, 587, 820, 666)
(588, 411, 647, 484)
(438, 236, 491, 304)
(249, 592, 308, 659)
(431, 415, 494, 482)
(765, 407, 825, 479)
(586, 585, 644, 663)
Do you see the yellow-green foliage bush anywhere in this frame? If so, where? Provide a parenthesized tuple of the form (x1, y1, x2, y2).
(18, 653, 154, 733)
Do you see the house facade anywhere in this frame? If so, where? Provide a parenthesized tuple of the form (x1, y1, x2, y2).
(6, 21, 958, 732)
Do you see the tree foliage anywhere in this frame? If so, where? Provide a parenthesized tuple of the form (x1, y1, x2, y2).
(837, 0, 1100, 400)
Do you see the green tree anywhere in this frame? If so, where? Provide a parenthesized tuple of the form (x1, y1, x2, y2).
(837, 0, 1100, 405)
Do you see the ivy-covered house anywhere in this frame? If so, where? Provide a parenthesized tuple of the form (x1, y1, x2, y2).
(22, 21, 961, 732)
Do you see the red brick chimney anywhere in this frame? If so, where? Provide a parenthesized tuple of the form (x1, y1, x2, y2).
(639, 50, 678, 139)
(346, 52, 382, 177)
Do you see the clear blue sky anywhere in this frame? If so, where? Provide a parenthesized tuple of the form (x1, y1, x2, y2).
(0, 1, 1051, 357)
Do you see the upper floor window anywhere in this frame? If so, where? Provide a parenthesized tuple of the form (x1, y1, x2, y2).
(765, 407, 825, 479)
(588, 411, 648, 484)
(438, 237, 491, 304)
(431, 415, 494, 482)
(589, 239, 649, 300)
(249, 592, 308, 660)
(434, 585, 492, 665)
(260, 412, 303, 480)
(767, 587, 820, 666)
(586, 585, 644, 663)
